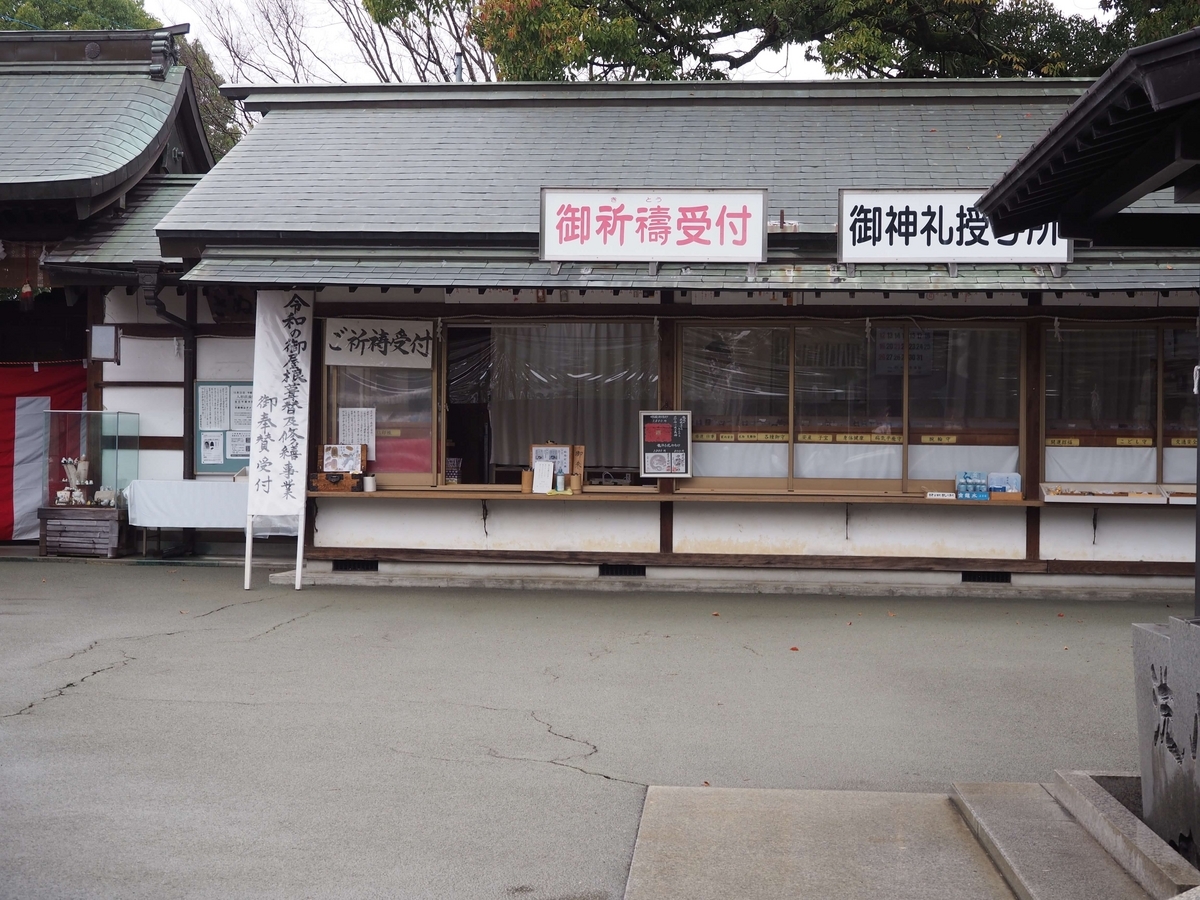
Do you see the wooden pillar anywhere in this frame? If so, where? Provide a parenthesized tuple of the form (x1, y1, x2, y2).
(1025, 320, 1043, 562)
(85, 285, 105, 414)
(657, 317, 675, 553)
(183, 288, 197, 479)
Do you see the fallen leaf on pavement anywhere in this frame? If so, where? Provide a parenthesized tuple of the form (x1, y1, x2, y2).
(887, 611, 896, 617)
(712, 612, 719, 617)
(790, 647, 799, 651)
(702, 781, 710, 786)
(179, 610, 188, 615)
(847, 621, 853, 626)
(1057, 613, 1064, 617)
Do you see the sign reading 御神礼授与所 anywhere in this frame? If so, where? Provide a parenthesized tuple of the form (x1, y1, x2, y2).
(541, 190, 767, 263)
(838, 190, 1071, 264)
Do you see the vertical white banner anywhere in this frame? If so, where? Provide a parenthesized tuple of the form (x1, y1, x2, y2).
(248, 291, 313, 517)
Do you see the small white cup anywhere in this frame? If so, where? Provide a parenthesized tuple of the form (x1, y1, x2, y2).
(362, 475, 377, 493)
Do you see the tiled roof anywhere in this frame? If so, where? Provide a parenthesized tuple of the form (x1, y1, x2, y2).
(179, 245, 1200, 293)
(45, 174, 200, 267)
(160, 79, 1125, 244)
(0, 63, 187, 200)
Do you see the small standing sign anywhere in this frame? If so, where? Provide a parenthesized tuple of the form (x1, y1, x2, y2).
(640, 411, 692, 478)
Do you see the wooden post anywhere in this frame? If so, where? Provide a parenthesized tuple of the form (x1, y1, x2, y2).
(86, 286, 105, 414)
(1025, 321, 1043, 562)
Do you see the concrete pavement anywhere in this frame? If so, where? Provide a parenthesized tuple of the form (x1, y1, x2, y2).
(0, 560, 1165, 899)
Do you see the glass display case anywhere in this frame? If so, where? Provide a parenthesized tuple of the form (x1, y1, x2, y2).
(44, 410, 139, 508)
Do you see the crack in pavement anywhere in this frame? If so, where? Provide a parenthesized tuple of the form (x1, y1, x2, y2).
(247, 604, 332, 641)
(196, 596, 268, 618)
(3, 651, 136, 719)
(485, 711, 646, 787)
(37, 641, 99, 665)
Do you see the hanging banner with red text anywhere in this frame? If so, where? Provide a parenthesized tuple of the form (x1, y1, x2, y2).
(541, 189, 767, 263)
(248, 291, 313, 518)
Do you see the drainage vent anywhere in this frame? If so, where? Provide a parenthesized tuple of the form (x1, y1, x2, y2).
(962, 571, 1011, 584)
(333, 559, 379, 572)
(599, 564, 646, 577)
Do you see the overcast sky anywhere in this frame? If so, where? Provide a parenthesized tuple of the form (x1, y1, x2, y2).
(148, 0, 1112, 84)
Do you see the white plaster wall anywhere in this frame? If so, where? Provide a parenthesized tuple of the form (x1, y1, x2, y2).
(1164, 448, 1196, 484)
(313, 498, 659, 552)
(1041, 505, 1195, 562)
(673, 502, 1026, 558)
(105, 287, 187, 324)
(137, 449, 183, 481)
(102, 337, 183, 381)
(198, 337, 254, 380)
(100, 387, 183, 436)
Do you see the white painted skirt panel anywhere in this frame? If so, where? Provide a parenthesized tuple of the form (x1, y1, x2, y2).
(198, 337, 255, 381)
(102, 338, 183, 382)
(1041, 505, 1194, 561)
(100, 387, 183, 436)
(692, 443, 788, 477)
(793, 443, 901, 479)
(673, 502, 1026, 558)
(1044, 446, 1156, 483)
(907, 445, 1019, 481)
(1164, 448, 1196, 484)
(313, 498, 659, 552)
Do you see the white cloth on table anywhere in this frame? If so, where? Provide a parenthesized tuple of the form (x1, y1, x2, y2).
(124, 480, 297, 535)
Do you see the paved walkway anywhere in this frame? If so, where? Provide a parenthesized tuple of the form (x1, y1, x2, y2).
(0, 560, 1161, 899)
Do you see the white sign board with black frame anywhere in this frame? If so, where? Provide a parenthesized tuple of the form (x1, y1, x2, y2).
(640, 411, 692, 478)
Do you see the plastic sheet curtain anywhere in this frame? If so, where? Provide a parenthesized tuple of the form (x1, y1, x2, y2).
(475, 324, 658, 470)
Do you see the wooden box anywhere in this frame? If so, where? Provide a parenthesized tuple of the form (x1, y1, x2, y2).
(39, 506, 130, 558)
(308, 472, 364, 492)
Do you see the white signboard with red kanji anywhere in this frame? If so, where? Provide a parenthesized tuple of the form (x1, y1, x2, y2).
(838, 190, 1070, 264)
(541, 189, 767, 263)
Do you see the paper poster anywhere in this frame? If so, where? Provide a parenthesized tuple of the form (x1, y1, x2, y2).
(338, 407, 376, 461)
(639, 411, 692, 477)
(532, 459, 555, 494)
(201, 432, 224, 465)
(230, 385, 254, 430)
(198, 384, 230, 431)
(248, 291, 313, 517)
(226, 431, 250, 459)
(531, 445, 572, 475)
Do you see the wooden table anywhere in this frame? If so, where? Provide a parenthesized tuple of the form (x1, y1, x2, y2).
(38, 507, 130, 558)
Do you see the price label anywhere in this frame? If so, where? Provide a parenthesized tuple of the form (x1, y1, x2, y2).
(920, 435, 958, 445)
(1116, 437, 1153, 447)
(1046, 438, 1080, 447)
(796, 433, 834, 443)
(1171, 437, 1198, 447)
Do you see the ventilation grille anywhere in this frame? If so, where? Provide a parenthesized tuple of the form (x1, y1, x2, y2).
(599, 564, 646, 577)
(333, 559, 379, 572)
(962, 570, 1011, 584)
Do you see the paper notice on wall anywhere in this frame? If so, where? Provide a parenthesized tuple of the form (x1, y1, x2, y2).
(230, 385, 254, 430)
(198, 384, 230, 430)
(201, 432, 224, 465)
(532, 459, 554, 494)
(226, 431, 250, 459)
(338, 407, 376, 461)
(248, 291, 313, 517)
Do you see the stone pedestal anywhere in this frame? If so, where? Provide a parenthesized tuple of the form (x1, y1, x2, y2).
(1133, 617, 1200, 864)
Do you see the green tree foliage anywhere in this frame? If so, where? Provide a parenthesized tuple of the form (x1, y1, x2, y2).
(470, 0, 1199, 81)
(2, 0, 242, 159)
(178, 37, 243, 160)
(3, 0, 156, 30)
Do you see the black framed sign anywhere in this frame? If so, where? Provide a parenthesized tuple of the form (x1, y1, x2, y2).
(639, 410, 692, 478)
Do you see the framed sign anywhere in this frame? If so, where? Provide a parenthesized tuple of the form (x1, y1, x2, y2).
(194, 381, 253, 474)
(325, 318, 433, 368)
(541, 189, 767, 263)
(531, 444, 573, 475)
(838, 189, 1070, 264)
(640, 411, 692, 478)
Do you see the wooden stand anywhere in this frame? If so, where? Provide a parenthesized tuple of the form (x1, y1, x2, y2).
(38, 507, 130, 558)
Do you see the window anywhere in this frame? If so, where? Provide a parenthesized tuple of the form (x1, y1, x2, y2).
(683, 327, 789, 482)
(327, 366, 433, 484)
(1162, 327, 1197, 483)
(446, 323, 658, 485)
(906, 326, 1021, 484)
(1045, 327, 1157, 483)
(794, 323, 902, 482)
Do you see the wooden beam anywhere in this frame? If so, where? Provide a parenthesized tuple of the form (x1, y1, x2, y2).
(86, 286, 104, 415)
(183, 289, 197, 480)
(138, 436, 184, 451)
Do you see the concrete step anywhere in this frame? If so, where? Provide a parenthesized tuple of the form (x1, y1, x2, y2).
(623, 787, 1017, 900)
(952, 782, 1151, 900)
